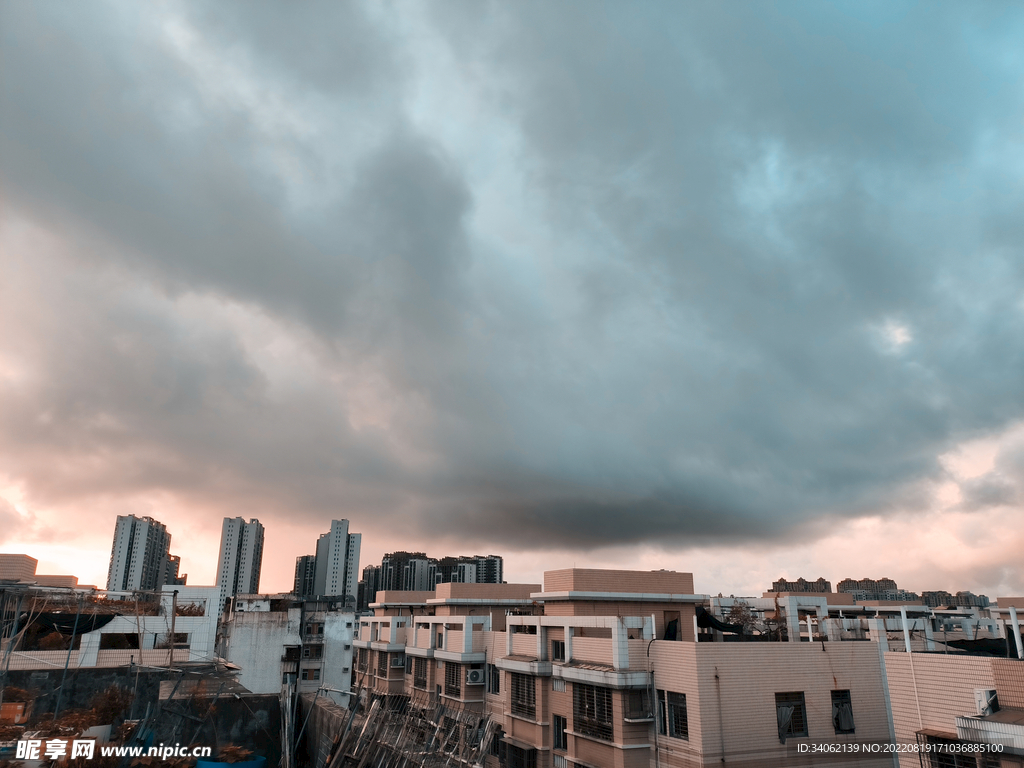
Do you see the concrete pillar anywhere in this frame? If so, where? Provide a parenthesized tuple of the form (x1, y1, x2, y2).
(506, 623, 513, 656)
(644, 615, 655, 641)
(923, 617, 935, 651)
(78, 631, 101, 667)
(538, 622, 546, 660)
(464, 620, 473, 654)
(612, 620, 628, 670)
(900, 608, 912, 653)
(389, 620, 398, 644)
(1010, 608, 1024, 660)
(565, 626, 574, 662)
(786, 597, 801, 642)
(963, 619, 976, 641)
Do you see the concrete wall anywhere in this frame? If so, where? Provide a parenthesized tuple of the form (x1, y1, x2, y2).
(884, 653, 997, 768)
(543, 568, 694, 594)
(223, 608, 301, 694)
(647, 641, 892, 768)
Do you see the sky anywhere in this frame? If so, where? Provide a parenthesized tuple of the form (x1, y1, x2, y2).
(1, 1, 1023, 598)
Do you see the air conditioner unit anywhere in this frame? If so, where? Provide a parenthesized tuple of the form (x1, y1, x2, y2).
(391, 655, 406, 668)
(466, 668, 485, 685)
(975, 689, 999, 716)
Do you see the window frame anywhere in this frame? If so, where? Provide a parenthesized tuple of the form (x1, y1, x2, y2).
(775, 691, 808, 740)
(667, 691, 688, 739)
(573, 683, 613, 741)
(510, 673, 536, 719)
(553, 714, 568, 751)
(444, 660, 462, 697)
(831, 689, 855, 735)
(487, 663, 500, 695)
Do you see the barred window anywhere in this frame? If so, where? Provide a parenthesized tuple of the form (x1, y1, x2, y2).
(666, 692, 688, 739)
(831, 690, 855, 735)
(377, 651, 388, 676)
(510, 673, 536, 719)
(573, 683, 613, 741)
(445, 661, 462, 697)
(775, 692, 807, 741)
(414, 657, 427, 688)
(625, 688, 652, 719)
(505, 745, 536, 768)
(357, 648, 368, 671)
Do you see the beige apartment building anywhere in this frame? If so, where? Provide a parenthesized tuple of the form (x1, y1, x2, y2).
(353, 568, 896, 768)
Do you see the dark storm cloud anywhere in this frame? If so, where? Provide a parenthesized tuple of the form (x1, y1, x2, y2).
(2, 0, 1024, 552)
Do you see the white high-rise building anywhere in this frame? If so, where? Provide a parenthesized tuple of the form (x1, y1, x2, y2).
(216, 517, 265, 604)
(312, 519, 360, 603)
(106, 515, 172, 592)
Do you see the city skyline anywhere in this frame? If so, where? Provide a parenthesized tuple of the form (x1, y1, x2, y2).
(2, 2, 1024, 599)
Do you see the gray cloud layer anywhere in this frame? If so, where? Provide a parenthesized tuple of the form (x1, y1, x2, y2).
(2, 1, 1024, 553)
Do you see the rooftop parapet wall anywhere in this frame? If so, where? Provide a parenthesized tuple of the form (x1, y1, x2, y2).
(372, 590, 435, 606)
(998, 597, 1024, 609)
(762, 591, 856, 605)
(543, 568, 694, 594)
(432, 582, 540, 601)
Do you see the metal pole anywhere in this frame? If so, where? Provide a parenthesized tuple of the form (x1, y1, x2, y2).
(0, 591, 25, 712)
(53, 593, 83, 721)
(168, 589, 179, 667)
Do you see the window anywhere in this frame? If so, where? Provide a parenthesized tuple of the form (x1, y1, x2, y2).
(487, 663, 500, 695)
(414, 658, 427, 689)
(301, 668, 321, 681)
(552, 678, 566, 692)
(445, 661, 462, 697)
(303, 645, 323, 659)
(666, 692, 688, 739)
(405, 656, 413, 674)
(553, 714, 568, 751)
(377, 651, 388, 676)
(625, 689, 652, 720)
(510, 673, 536, 718)
(357, 648, 368, 671)
(573, 683, 613, 741)
(775, 692, 808, 742)
(552, 639, 565, 661)
(505, 745, 537, 768)
(831, 690, 855, 734)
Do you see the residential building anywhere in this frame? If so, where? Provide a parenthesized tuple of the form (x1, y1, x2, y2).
(837, 577, 899, 598)
(216, 517, 264, 605)
(220, 593, 355, 706)
(380, 551, 435, 592)
(294, 555, 317, 599)
(106, 515, 180, 592)
(166, 554, 187, 586)
(0, 554, 81, 589)
(353, 568, 901, 768)
(373, 552, 504, 593)
(0, 555, 38, 582)
(474, 554, 504, 584)
(771, 576, 832, 593)
(311, 519, 361, 604)
(358, 564, 381, 611)
(885, 599, 1024, 767)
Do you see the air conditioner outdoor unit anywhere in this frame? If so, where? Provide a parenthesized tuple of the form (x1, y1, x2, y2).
(974, 689, 999, 716)
(466, 668, 485, 685)
(391, 656, 407, 668)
